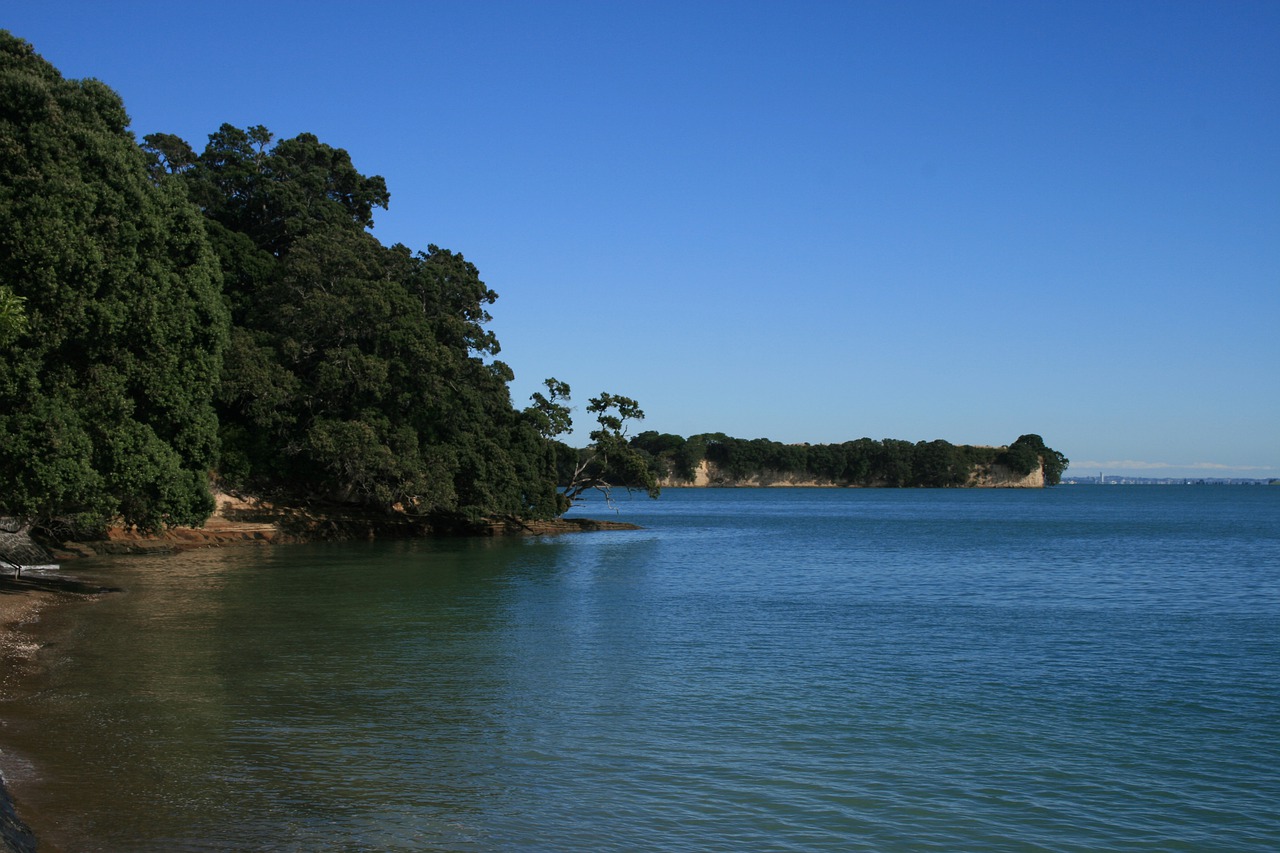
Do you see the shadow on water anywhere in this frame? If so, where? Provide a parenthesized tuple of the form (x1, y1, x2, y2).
(1, 535, 610, 851)
(0, 574, 121, 597)
(3, 489, 1278, 852)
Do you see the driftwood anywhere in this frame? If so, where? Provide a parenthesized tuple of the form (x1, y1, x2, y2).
(0, 519, 61, 578)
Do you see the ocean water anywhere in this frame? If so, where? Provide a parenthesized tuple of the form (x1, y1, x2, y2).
(4, 486, 1278, 851)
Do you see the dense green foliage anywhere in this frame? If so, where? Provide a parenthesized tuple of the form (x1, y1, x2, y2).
(142, 122, 569, 522)
(527, 380, 660, 506)
(631, 432, 1069, 487)
(1, 34, 1067, 537)
(0, 34, 657, 532)
(0, 285, 24, 345)
(998, 433, 1069, 484)
(0, 32, 228, 532)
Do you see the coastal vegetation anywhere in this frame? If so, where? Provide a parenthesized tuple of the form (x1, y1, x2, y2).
(630, 432, 1069, 488)
(1, 32, 1065, 542)
(0, 34, 227, 534)
(144, 121, 570, 524)
(0, 32, 654, 537)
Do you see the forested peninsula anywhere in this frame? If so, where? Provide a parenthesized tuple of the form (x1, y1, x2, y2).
(0, 33, 651, 545)
(627, 432, 1068, 489)
(1, 33, 1068, 552)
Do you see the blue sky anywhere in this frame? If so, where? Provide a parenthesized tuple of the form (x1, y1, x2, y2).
(7, 1, 1278, 478)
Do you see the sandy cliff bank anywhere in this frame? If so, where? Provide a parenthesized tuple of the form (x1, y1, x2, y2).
(657, 460, 1046, 488)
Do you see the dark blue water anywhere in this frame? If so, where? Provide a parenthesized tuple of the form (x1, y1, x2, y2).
(5, 487, 1279, 851)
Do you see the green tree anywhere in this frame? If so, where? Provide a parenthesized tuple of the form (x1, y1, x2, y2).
(0, 32, 228, 532)
(158, 123, 562, 521)
(140, 131, 196, 179)
(532, 382, 659, 506)
(912, 439, 969, 487)
(527, 378, 575, 441)
(804, 443, 844, 482)
(840, 438, 875, 484)
(629, 431, 696, 481)
(1000, 434, 1069, 485)
(167, 123, 389, 257)
(0, 285, 25, 345)
(674, 434, 708, 481)
(872, 439, 915, 486)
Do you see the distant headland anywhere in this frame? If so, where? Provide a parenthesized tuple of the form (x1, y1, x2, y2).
(0, 33, 1067, 557)
(608, 432, 1068, 490)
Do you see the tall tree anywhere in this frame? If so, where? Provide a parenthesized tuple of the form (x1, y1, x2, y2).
(0, 32, 228, 532)
(160, 124, 390, 257)
(164, 123, 562, 521)
(1000, 434, 1069, 485)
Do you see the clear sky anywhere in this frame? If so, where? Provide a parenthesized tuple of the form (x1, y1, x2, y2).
(7, 1, 1278, 479)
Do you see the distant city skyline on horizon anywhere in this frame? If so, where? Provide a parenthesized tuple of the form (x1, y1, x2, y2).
(1068, 460, 1279, 478)
(1063, 473, 1277, 484)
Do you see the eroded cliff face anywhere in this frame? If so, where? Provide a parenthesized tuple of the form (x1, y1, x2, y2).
(657, 460, 835, 488)
(657, 459, 1046, 488)
(967, 462, 1045, 488)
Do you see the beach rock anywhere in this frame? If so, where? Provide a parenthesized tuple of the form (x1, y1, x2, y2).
(0, 775, 36, 853)
(32, 490, 642, 560)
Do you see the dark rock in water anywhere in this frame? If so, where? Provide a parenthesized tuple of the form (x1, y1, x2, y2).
(0, 776, 36, 853)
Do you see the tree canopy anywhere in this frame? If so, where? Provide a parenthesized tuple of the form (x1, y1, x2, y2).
(631, 432, 1069, 487)
(998, 434, 1069, 485)
(0, 285, 24, 346)
(527, 380, 659, 507)
(0, 32, 228, 532)
(142, 122, 568, 522)
(0, 33, 658, 532)
(1, 32, 1068, 539)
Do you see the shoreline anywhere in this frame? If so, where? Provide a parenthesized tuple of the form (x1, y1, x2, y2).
(36, 492, 641, 562)
(1, 572, 110, 853)
(0, 498, 638, 851)
(0, 572, 129, 853)
(0, 575, 45, 853)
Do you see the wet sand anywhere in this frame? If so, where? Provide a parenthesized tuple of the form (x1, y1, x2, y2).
(1, 572, 114, 853)
(1, 575, 57, 853)
(1, 577, 59, 689)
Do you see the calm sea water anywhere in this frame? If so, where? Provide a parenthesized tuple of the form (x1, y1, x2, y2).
(4, 486, 1278, 851)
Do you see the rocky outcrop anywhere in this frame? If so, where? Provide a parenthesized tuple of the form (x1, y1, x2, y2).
(0, 778, 36, 853)
(34, 492, 639, 560)
(967, 462, 1045, 488)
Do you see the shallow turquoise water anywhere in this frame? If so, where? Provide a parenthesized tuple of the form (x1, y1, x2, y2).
(6, 486, 1279, 851)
